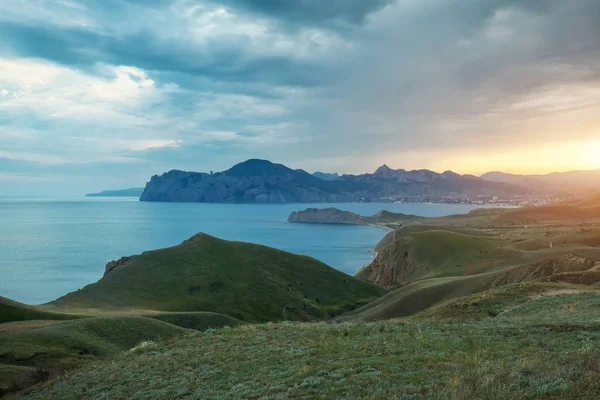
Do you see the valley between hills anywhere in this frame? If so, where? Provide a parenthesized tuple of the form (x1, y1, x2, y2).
(3, 194, 600, 399)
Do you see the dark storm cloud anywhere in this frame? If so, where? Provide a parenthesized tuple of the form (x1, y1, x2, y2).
(0, 21, 325, 87)
(215, 0, 394, 24)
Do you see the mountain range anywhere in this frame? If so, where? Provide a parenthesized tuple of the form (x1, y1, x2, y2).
(481, 170, 600, 192)
(139, 159, 526, 203)
(312, 171, 341, 181)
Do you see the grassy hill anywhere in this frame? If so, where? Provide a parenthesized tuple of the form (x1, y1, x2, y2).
(338, 274, 493, 322)
(412, 282, 600, 322)
(146, 312, 243, 331)
(48, 233, 385, 322)
(0, 296, 79, 324)
(357, 227, 525, 287)
(349, 196, 600, 322)
(0, 316, 190, 396)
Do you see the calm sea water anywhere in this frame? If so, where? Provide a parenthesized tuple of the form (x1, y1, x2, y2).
(0, 198, 486, 304)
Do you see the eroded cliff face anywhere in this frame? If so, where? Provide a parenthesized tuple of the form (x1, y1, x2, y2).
(288, 208, 371, 225)
(356, 240, 428, 287)
(104, 256, 136, 276)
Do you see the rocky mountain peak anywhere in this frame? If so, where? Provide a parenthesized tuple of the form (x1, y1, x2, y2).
(374, 164, 396, 178)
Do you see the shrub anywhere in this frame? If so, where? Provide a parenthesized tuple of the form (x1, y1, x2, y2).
(129, 340, 158, 353)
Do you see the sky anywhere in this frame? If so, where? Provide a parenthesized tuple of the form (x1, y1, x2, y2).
(1, 0, 600, 195)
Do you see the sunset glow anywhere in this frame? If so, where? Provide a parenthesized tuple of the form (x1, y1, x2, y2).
(428, 139, 600, 176)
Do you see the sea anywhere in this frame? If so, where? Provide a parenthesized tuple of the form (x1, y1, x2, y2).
(0, 198, 487, 305)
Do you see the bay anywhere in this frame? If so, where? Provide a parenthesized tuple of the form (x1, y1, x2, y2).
(0, 198, 486, 304)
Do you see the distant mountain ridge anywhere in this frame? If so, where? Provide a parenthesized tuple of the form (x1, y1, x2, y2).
(86, 188, 144, 197)
(481, 170, 600, 192)
(140, 159, 526, 203)
(313, 172, 340, 181)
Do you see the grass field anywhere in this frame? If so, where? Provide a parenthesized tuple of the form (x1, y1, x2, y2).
(24, 302, 600, 399)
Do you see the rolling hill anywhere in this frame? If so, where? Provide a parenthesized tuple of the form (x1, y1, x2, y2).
(49, 233, 385, 322)
(336, 194, 600, 322)
(0, 296, 79, 325)
(356, 228, 524, 287)
(0, 316, 191, 396)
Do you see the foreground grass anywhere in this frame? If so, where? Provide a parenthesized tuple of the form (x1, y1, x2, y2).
(27, 313, 600, 399)
(0, 317, 191, 396)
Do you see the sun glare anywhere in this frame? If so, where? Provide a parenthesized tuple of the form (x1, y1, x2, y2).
(429, 138, 600, 175)
(592, 143, 600, 167)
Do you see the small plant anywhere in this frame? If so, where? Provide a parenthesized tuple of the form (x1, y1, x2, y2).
(129, 340, 158, 353)
(26, 367, 54, 385)
(204, 328, 217, 335)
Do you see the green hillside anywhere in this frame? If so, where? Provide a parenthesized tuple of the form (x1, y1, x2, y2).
(49, 233, 385, 322)
(357, 228, 524, 287)
(0, 296, 79, 324)
(412, 282, 599, 322)
(351, 214, 600, 322)
(146, 312, 243, 331)
(0, 316, 190, 395)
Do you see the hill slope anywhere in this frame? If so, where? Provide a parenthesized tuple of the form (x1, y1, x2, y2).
(0, 316, 190, 395)
(0, 296, 78, 324)
(356, 228, 523, 287)
(26, 301, 600, 400)
(49, 233, 385, 322)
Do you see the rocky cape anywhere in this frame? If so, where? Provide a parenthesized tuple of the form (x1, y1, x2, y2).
(86, 188, 144, 197)
(140, 159, 528, 203)
(288, 207, 420, 226)
(288, 208, 371, 225)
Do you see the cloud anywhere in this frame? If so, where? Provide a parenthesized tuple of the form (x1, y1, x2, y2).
(0, 1, 346, 87)
(215, 0, 395, 25)
(1, 0, 600, 195)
